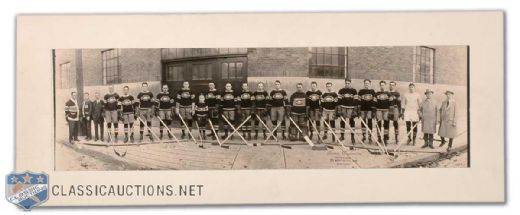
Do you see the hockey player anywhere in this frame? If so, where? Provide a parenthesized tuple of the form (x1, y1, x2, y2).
(65, 91, 80, 144)
(321, 82, 338, 142)
(288, 83, 308, 141)
(104, 85, 120, 142)
(118, 86, 136, 143)
(358, 79, 376, 144)
(237, 83, 254, 140)
(176, 81, 196, 139)
(220, 83, 237, 140)
(253, 82, 269, 140)
(375, 81, 391, 145)
(205, 82, 221, 140)
(306, 81, 322, 140)
(156, 84, 175, 140)
(337, 79, 358, 144)
(194, 94, 209, 139)
(388, 81, 402, 144)
(269, 80, 289, 140)
(136, 82, 154, 141)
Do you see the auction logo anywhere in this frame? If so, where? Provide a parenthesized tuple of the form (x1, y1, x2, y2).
(6, 171, 49, 210)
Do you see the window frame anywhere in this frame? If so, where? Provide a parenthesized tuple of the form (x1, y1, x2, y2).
(308, 47, 347, 79)
(101, 49, 121, 85)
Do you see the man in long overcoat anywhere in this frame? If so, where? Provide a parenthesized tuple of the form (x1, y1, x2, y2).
(418, 89, 437, 149)
(438, 90, 458, 151)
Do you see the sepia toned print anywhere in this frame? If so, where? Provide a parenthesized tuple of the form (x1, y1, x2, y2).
(54, 46, 469, 170)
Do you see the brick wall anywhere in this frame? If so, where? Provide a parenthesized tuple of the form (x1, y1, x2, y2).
(432, 46, 468, 86)
(248, 48, 310, 77)
(54, 49, 162, 89)
(120, 49, 162, 83)
(348, 46, 414, 82)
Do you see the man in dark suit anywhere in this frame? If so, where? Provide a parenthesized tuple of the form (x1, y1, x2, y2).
(82, 92, 94, 140)
(92, 92, 105, 141)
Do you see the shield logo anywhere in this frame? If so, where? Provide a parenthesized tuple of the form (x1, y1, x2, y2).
(6, 171, 49, 210)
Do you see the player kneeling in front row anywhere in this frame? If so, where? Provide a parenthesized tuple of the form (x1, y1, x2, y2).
(288, 83, 308, 141)
(156, 84, 175, 140)
(119, 86, 136, 143)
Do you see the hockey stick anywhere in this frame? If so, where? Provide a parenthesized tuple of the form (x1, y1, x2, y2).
(264, 121, 281, 144)
(220, 114, 252, 146)
(374, 119, 390, 153)
(176, 112, 198, 144)
(359, 117, 392, 156)
(255, 114, 278, 142)
(339, 116, 382, 155)
(103, 116, 126, 157)
(308, 118, 334, 149)
(394, 121, 420, 155)
(156, 116, 181, 145)
(207, 118, 229, 149)
(136, 116, 161, 143)
(322, 120, 348, 149)
(287, 115, 314, 147)
(193, 120, 206, 149)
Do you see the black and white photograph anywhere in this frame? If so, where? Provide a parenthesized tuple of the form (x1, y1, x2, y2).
(53, 46, 469, 170)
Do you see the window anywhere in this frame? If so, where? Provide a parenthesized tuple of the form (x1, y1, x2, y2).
(59, 62, 74, 89)
(221, 62, 243, 79)
(192, 64, 213, 80)
(161, 48, 247, 59)
(102, 49, 121, 84)
(167, 65, 184, 81)
(413, 46, 435, 84)
(309, 47, 346, 78)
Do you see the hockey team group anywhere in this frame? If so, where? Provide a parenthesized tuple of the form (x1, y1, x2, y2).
(64, 79, 459, 151)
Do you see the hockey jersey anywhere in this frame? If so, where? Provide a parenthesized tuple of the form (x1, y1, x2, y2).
(137, 91, 154, 109)
(104, 93, 120, 111)
(156, 92, 174, 110)
(321, 91, 338, 110)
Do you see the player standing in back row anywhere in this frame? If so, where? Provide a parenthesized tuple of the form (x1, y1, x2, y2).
(237, 83, 254, 140)
(104, 85, 120, 142)
(388, 81, 401, 144)
(205, 83, 221, 140)
(306, 81, 322, 140)
(136, 82, 154, 141)
(358, 79, 376, 144)
(269, 80, 289, 140)
(375, 81, 391, 145)
(156, 84, 175, 140)
(118, 86, 136, 143)
(176, 81, 196, 139)
(220, 83, 237, 140)
(321, 82, 338, 142)
(337, 79, 358, 144)
(253, 82, 269, 140)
